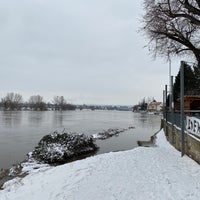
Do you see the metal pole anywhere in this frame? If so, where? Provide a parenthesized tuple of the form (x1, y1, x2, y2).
(163, 90, 165, 119)
(171, 76, 175, 144)
(180, 61, 185, 157)
(169, 59, 172, 112)
(165, 85, 168, 134)
(165, 84, 168, 121)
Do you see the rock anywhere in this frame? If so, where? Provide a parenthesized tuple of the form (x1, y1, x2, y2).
(31, 131, 98, 164)
(137, 134, 156, 147)
(128, 126, 135, 129)
(92, 128, 128, 140)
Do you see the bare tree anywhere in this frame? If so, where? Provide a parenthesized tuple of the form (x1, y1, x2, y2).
(1, 92, 23, 110)
(29, 95, 47, 111)
(52, 96, 76, 110)
(142, 0, 200, 67)
(53, 96, 66, 110)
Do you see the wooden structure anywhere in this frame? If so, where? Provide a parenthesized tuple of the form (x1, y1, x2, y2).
(176, 95, 200, 113)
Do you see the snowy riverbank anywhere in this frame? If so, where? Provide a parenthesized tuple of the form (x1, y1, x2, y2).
(1, 129, 200, 200)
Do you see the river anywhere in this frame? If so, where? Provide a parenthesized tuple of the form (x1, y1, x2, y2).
(0, 110, 161, 169)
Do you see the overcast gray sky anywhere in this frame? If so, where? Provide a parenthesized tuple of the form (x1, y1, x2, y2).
(0, 0, 180, 105)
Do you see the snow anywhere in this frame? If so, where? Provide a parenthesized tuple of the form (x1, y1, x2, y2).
(20, 153, 51, 175)
(1, 129, 200, 200)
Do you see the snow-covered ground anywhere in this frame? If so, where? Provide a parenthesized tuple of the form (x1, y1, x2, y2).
(1, 129, 200, 200)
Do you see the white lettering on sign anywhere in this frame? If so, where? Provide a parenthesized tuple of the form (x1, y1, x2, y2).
(186, 116, 200, 137)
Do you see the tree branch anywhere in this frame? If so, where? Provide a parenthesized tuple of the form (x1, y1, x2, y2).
(184, 0, 200, 15)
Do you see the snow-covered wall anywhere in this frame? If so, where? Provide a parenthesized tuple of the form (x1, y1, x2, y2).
(163, 119, 200, 164)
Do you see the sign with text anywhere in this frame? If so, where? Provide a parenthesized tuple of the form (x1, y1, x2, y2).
(186, 116, 200, 137)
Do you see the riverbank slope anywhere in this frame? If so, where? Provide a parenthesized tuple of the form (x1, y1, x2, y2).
(0, 129, 200, 200)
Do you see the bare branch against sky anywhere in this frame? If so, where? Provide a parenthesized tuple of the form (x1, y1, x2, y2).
(0, 0, 179, 105)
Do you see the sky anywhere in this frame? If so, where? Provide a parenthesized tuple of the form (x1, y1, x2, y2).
(0, 0, 181, 105)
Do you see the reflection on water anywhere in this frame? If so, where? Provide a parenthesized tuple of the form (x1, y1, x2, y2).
(53, 112, 64, 128)
(138, 113, 148, 124)
(28, 111, 46, 126)
(1, 111, 22, 128)
(0, 110, 161, 169)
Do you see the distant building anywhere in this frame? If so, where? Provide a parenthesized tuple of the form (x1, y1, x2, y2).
(148, 102, 162, 112)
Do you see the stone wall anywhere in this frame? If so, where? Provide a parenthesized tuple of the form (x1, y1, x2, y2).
(162, 119, 200, 164)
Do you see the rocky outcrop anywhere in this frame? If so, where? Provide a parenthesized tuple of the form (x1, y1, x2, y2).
(92, 127, 135, 140)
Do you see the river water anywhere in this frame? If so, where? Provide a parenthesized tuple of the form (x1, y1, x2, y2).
(0, 110, 161, 169)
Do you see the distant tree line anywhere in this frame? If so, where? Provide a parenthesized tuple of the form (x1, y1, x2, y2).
(0, 93, 76, 111)
(76, 104, 131, 111)
(0, 93, 132, 111)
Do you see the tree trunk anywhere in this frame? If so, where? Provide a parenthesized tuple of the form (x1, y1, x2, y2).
(193, 49, 200, 69)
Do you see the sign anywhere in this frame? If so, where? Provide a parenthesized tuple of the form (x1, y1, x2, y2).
(186, 116, 200, 137)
